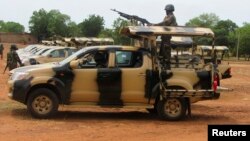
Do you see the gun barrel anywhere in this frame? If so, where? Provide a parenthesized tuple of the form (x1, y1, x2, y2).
(111, 9, 151, 25)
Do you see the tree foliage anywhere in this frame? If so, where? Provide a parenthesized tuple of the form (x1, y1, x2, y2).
(67, 22, 81, 37)
(213, 20, 238, 46)
(186, 13, 220, 45)
(29, 9, 71, 41)
(237, 23, 250, 59)
(47, 10, 71, 37)
(186, 13, 220, 28)
(0, 20, 24, 33)
(112, 18, 130, 45)
(99, 28, 114, 38)
(78, 15, 104, 37)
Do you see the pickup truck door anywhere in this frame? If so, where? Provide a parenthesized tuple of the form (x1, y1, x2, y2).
(70, 50, 123, 106)
(114, 50, 150, 104)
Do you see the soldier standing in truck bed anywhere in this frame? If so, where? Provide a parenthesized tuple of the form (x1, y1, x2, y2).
(152, 4, 178, 69)
(6, 44, 23, 71)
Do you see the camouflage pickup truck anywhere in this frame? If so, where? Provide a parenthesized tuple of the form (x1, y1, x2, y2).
(7, 26, 231, 120)
(194, 45, 232, 79)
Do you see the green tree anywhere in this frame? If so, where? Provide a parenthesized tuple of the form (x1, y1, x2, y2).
(186, 13, 220, 45)
(0, 20, 24, 33)
(4, 22, 25, 33)
(47, 10, 71, 37)
(67, 22, 81, 37)
(29, 9, 50, 40)
(0, 20, 5, 31)
(186, 13, 220, 28)
(29, 9, 71, 40)
(112, 18, 130, 45)
(237, 23, 250, 60)
(99, 28, 114, 38)
(213, 20, 238, 46)
(79, 15, 104, 37)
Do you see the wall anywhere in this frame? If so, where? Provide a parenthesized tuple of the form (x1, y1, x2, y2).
(0, 32, 37, 44)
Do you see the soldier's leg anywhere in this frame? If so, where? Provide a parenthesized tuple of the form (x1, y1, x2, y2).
(164, 46, 171, 69)
(9, 64, 17, 71)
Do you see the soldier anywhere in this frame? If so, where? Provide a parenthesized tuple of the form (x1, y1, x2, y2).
(152, 4, 178, 69)
(0, 43, 4, 60)
(5, 44, 23, 72)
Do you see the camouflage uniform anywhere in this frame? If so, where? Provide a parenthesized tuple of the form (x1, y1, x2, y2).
(155, 4, 177, 69)
(6, 45, 23, 71)
(0, 44, 4, 60)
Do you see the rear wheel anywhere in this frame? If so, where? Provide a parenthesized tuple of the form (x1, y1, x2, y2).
(157, 98, 187, 121)
(27, 88, 59, 119)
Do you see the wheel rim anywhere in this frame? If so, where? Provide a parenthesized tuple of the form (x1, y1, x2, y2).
(32, 95, 53, 115)
(164, 98, 182, 117)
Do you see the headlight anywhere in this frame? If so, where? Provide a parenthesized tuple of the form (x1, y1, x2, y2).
(29, 58, 37, 65)
(11, 72, 29, 81)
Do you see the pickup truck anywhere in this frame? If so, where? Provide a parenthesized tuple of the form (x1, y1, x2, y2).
(194, 45, 232, 79)
(7, 26, 231, 120)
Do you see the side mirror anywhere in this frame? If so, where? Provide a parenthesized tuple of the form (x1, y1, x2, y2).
(48, 54, 52, 58)
(70, 60, 79, 69)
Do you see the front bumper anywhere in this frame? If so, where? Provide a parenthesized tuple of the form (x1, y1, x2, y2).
(8, 79, 31, 104)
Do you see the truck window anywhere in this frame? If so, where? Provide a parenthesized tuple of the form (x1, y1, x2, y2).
(79, 51, 109, 68)
(50, 49, 65, 58)
(115, 51, 142, 68)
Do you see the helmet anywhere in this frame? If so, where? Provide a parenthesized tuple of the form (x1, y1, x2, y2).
(165, 4, 175, 12)
(10, 44, 18, 51)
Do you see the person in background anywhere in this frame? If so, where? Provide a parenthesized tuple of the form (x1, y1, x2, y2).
(5, 44, 23, 72)
(0, 43, 4, 60)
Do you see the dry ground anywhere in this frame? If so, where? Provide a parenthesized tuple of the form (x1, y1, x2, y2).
(0, 43, 249, 141)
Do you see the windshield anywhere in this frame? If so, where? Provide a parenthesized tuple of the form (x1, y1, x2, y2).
(36, 48, 51, 55)
(59, 48, 88, 65)
(23, 45, 36, 52)
(41, 48, 55, 56)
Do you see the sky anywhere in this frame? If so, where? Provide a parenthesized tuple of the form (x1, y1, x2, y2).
(0, 0, 249, 32)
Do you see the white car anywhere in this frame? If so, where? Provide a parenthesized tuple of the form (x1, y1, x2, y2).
(22, 46, 77, 65)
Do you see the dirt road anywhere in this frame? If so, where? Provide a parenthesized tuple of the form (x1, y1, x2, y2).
(0, 44, 249, 141)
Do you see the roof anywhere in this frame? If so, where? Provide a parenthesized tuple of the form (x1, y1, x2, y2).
(80, 45, 142, 52)
(198, 45, 229, 51)
(71, 37, 114, 44)
(120, 26, 215, 38)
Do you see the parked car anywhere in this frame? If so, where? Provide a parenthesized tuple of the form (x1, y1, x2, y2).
(22, 46, 77, 65)
(17, 44, 45, 60)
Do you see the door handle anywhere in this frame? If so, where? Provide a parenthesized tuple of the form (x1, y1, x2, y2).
(138, 73, 146, 76)
(99, 74, 110, 78)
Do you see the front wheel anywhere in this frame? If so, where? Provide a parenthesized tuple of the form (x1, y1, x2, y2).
(27, 88, 59, 119)
(157, 98, 187, 121)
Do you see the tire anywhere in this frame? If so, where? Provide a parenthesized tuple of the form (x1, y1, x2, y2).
(157, 98, 187, 121)
(27, 88, 59, 119)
